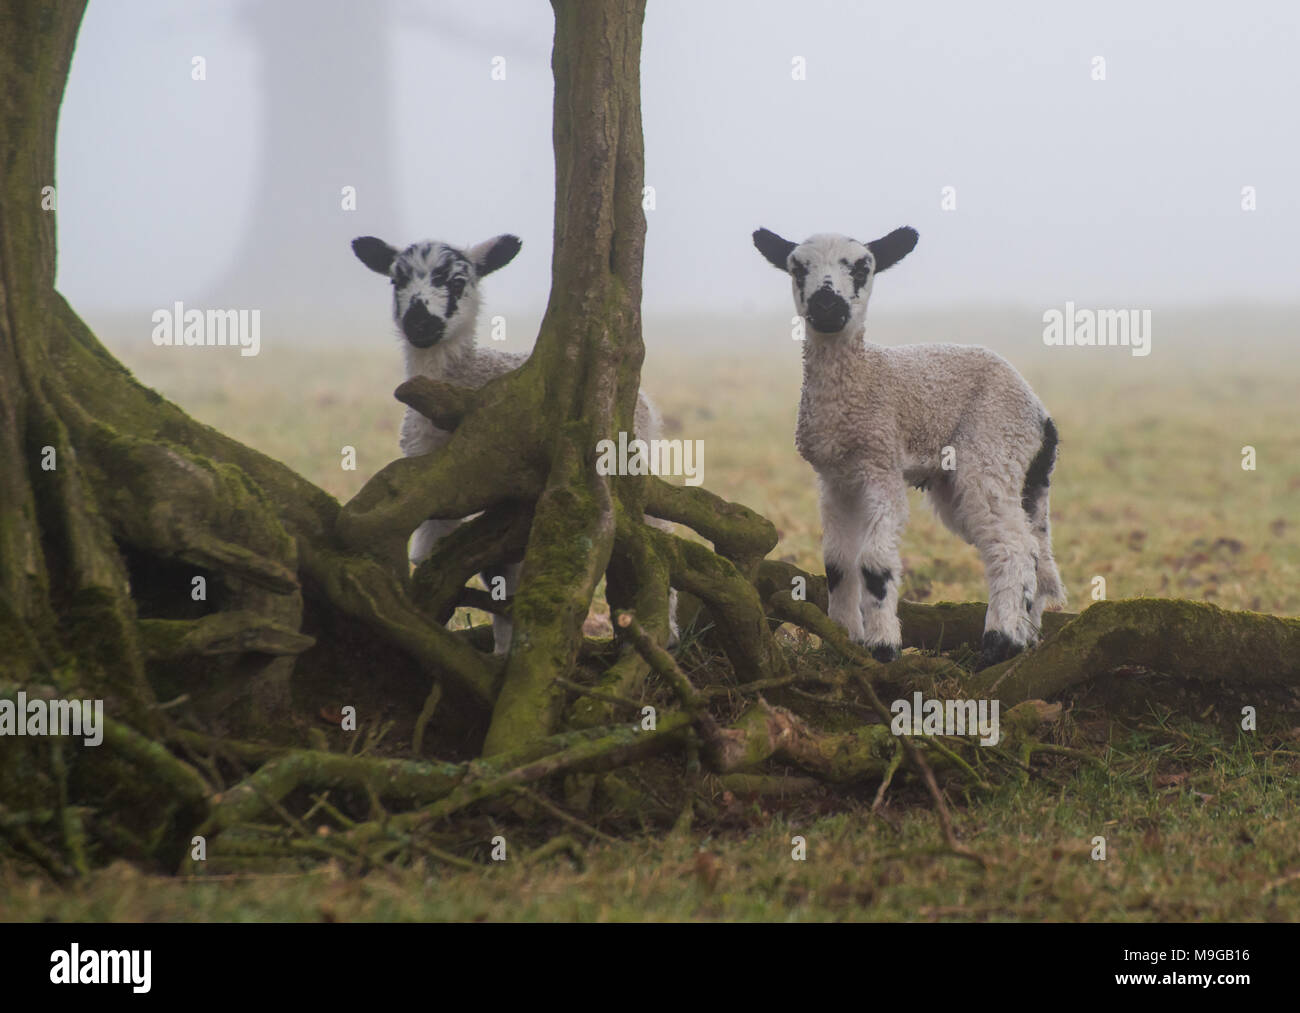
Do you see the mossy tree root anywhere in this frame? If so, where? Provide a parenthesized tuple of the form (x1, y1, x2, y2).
(335, 368, 546, 569)
(564, 508, 674, 728)
(967, 597, 1300, 705)
(300, 544, 502, 708)
(646, 524, 790, 684)
(644, 478, 778, 575)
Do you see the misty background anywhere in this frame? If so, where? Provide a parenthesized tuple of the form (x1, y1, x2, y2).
(54, 0, 1300, 353)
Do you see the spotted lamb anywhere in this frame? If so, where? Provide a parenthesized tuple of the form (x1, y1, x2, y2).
(352, 233, 675, 652)
(752, 225, 1066, 669)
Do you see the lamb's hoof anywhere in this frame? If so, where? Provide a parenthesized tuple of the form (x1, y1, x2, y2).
(977, 630, 1023, 670)
(869, 643, 900, 663)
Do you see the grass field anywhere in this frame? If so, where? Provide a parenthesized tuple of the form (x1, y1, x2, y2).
(5, 719, 1297, 921)
(7, 305, 1295, 922)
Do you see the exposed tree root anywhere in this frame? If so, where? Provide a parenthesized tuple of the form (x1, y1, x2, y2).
(967, 597, 1300, 703)
(138, 614, 316, 660)
(644, 478, 778, 575)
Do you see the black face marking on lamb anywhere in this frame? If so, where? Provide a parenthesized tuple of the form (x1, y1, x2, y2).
(870, 643, 899, 663)
(431, 251, 471, 320)
(861, 567, 892, 601)
(430, 249, 469, 282)
(825, 562, 844, 593)
(790, 259, 809, 290)
(806, 286, 850, 334)
(849, 257, 871, 295)
(401, 301, 444, 348)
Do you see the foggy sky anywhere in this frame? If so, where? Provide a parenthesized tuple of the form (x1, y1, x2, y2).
(55, 0, 1300, 329)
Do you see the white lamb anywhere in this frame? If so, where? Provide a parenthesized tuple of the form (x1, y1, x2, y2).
(752, 226, 1066, 669)
(352, 233, 675, 652)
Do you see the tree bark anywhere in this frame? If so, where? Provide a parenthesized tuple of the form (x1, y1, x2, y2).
(474, 0, 651, 754)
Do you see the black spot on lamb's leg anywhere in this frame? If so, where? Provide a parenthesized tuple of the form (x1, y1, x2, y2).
(825, 562, 844, 593)
(861, 566, 892, 601)
(978, 630, 1023, 670)
(858, 567, 897, 661)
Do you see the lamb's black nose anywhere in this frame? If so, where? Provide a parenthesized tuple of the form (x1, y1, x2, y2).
(807, 288, 850, 334)
(402, 302, 445, 348)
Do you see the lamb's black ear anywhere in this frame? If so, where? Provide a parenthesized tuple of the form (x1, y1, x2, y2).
(469, 234, 522, 277)
(352, 236, 398, 275)
(867, 227, 918, 272)
(752, 228, 797, 272)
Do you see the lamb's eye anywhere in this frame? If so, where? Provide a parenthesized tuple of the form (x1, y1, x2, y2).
(790, 261, 808, 284)
(449, 277, 466, 296)
(851, 261, 869, 283)
(392, 268, 410, 287)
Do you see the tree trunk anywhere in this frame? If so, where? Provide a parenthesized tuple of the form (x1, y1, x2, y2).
(477, 0, 649, 754)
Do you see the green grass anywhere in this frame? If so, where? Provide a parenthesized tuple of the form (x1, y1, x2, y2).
(6, 310, 1290, 922)
(5, 717, 1297, 921)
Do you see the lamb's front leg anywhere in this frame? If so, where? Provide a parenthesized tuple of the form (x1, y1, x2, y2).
(819, 477, 868, 645)
(819, 474, 906, 659)
(410, 518, 461, 565)
(856, 474, 908, 662)
(403, 412, 460, 566)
